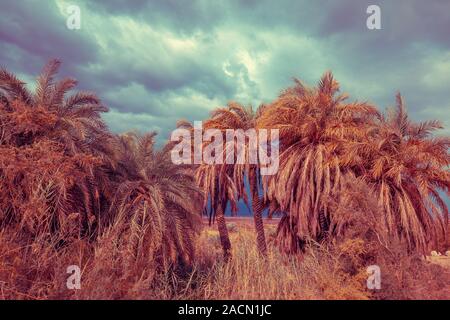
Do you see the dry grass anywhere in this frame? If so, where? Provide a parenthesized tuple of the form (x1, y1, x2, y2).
(190, 223, 449, 300)
(187, 223, 368, 300)
(0, 219, 449, 300)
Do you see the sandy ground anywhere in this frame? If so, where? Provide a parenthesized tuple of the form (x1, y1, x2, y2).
(427, 255, 450, 268)
(203, 216, 280, 227)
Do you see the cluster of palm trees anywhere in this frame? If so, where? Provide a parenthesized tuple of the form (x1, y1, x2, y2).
(0, 60, 202, 269)
(1, 60, 448, 269)
(192, 72, 449, 258)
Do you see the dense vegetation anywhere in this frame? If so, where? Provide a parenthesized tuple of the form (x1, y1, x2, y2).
(0, 60, 448, 299)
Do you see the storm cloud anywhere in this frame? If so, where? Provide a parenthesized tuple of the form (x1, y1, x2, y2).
(1, 0, 449, 143)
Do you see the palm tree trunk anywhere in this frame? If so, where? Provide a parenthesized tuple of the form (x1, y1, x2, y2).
(318, 209, 329, 241)
(216, 201, 231, 260)
(249, 168, 267, 256)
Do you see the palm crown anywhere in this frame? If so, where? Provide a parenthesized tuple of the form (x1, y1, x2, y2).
(356, 93, 449, 251)
(258, 72, 379, 246)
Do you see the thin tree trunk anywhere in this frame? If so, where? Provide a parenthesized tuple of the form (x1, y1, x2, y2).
(318, 209, 329, 242)
(216, 201, 231, 260)
(249, 168, 267, 256)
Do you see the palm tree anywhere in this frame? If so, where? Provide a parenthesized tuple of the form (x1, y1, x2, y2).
(204, 103, 268, 256)
(0, 60, 113, 239)
(356, 93, 449, 252)
(109, 132, 203, 267)
(173, 120, 238, 259)
(196, 163, 238, 260)
(0, 59, 111, 155)
(258, 72, 379, 252)
(1, 60, 204, 271)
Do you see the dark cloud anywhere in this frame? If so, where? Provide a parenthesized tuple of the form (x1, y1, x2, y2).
(0, 0, 100, 74)
(83, 0, 227, 34)
(0, 0, 448, 142)
(1, 0, 448, 213)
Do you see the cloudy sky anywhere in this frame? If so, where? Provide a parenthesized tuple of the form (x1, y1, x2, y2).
(1, 0, 449, 144)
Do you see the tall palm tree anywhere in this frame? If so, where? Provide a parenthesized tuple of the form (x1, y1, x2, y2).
(196, 163, 238, 260)
(204, 103, 268, 256)
(174, 120, 238, 259)
(356, 93, 449, 252)
(258, 72, 379, 252)
(109, 132, 203, 267)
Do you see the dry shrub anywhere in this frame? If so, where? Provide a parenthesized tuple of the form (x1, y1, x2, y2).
(321, 177, 449, 300)
(0, 230, 92, 299)
(0, 139, 101, 241)
(270, 175, 449, 300)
